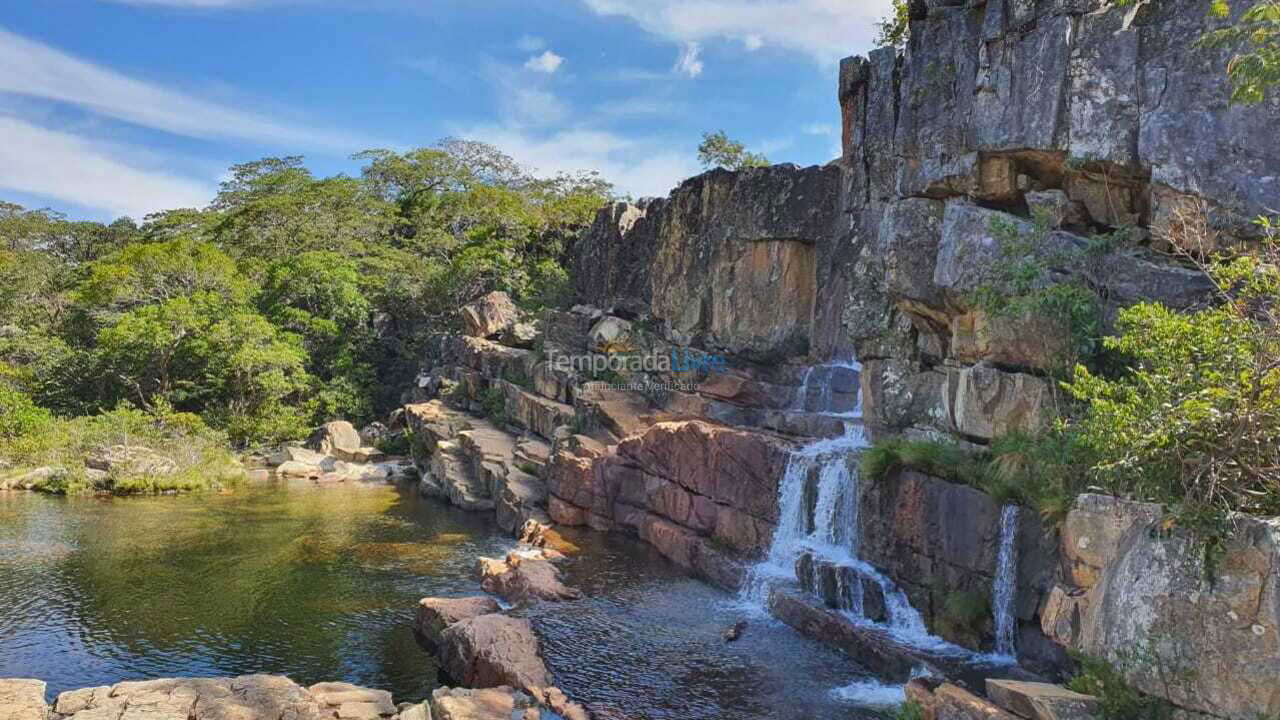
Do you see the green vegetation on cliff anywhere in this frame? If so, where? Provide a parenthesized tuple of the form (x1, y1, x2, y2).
(0, 141, 611, 466)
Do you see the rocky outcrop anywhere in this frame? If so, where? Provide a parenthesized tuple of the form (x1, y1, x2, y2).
(267, 437, 412, 485)
(416, 596, 502, 651)
(574, 165, 842, 361)
(460, 291, 521, 340)
(474, 551, 580, 604)
(40, 675, 399, 720)
(0, 679, 46, 720)
(985, 680, 1099, 720)
(429, 686, 588, 720)
(438, 614, 553, 692)
(307, 421, 363, 460)
(86, 445, 177, 477)
(1042, 494, 1280, 719)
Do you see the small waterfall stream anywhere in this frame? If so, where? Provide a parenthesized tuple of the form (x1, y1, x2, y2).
(744, 359, 1024, 668)
(991, 504, 1021, 660)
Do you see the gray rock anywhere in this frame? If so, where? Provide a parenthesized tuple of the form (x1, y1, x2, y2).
(985, 680, 1099, 720)
(459, 291, 519, 340)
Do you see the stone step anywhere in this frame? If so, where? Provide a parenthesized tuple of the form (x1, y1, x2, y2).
(985, 680, 1099, 720)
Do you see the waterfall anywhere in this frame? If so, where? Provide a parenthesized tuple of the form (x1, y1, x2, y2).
(992, 504, 1021, 659)
(792, 367, 815, 411)
(742, 359, 970, 655)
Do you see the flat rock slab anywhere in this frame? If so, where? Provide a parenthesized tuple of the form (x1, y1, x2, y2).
(985, 680, 1098, 720)
(0, 679, 48, 720)
(43, 675, 400, 720)
(417, 596, 503, 650)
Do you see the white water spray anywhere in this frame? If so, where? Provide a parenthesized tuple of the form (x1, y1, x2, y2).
(992, 504, 1021, 659)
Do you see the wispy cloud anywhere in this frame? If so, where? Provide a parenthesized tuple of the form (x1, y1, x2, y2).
(0, 116, 213, 219)
(0, 26, 375, 152)
(461, 124, 699, 199)
(516, 34, 546, 52)
(674, 42, 703, 78)
(580, 0, 891, 65)
(524, 50, 564, 74)
(802, 122, 836, 135)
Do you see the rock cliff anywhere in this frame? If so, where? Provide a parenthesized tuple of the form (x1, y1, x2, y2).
(405, 0, 1280, 717)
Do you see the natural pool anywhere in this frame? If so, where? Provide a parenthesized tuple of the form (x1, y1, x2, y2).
(0, 482, 892, 718)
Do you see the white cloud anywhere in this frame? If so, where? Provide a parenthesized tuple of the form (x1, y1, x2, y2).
(580, 0, 892, 65)
(523, 50, 565, 74)
(0, 26, 374, 152)
(0, 116, 213, 219)
(516, 35, 547, 52)
(674, 42, 703, 78)
(510, 86, 569, 126)
(802, 122, 836, 135)
(462, 125, 698, 199)
(742, 33, 763, 50)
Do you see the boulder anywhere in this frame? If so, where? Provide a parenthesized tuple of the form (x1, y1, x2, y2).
(0, 679, 47, 720)
(308, 682, 397, 719)
(358, 422, 389, 447)
(587, 316, 632, 353)
(0, 466, 65, 491)
(307, 421, 362, 460)
(1056, 494, 1280, 719)
(86, 445, 177, 476)
(52, 675, 331, 720)
(417, 596, 502, 651)
(502, 322, 540, 349)
(438, 614, 553, 691)
(460, 291, 519, 339)
(944, 364, 1050, 440)
(475, 553, 580, 604)
(430, 686, 586, 720)
(985, 680, 1098, 720)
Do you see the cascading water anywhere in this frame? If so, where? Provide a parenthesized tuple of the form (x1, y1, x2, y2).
(742, 359, 980, 657)
(991, 504, 1021, 659)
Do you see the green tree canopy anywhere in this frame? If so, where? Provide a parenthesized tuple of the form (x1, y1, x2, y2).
(696, 131, 770, 171)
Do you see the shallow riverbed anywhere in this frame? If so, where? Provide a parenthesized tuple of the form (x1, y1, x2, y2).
(0, 483, 894, 717)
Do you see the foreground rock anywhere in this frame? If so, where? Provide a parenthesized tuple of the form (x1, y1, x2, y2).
(416, 595, 502, 651)
(430, 686, 588, 720)
(985, 680, 1098, 720)
(44, 675, 399, 720)
(0, 679, 46, 720)
(438, 614, 552, 691)
(907, 678, 1020, 720)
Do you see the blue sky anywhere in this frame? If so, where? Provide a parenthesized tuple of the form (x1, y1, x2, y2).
(0, 0, 891, 221)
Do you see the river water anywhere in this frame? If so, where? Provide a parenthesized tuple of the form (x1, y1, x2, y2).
(0, 483, 890, 718)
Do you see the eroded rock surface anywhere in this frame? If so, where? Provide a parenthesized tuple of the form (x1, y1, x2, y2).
(438, 614, 553, 692)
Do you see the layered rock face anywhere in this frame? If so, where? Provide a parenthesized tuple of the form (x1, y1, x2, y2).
(404, 1, 1279, 716)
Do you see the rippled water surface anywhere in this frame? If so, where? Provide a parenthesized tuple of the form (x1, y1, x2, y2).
(1, 484, 891, 718)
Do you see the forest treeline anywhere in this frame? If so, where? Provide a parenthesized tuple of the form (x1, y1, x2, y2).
(0, 140, 612, 448)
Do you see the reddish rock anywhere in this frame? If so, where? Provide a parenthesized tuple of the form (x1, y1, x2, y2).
(438, 614, 552, 691)
(475, 554, 580, 604)
(417, 596, 502, 651)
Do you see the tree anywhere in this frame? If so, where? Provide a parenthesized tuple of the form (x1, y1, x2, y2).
(697, 131, 770, 171)
(875, 0, 910, 48)
(1198, 0, 1280, 104)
